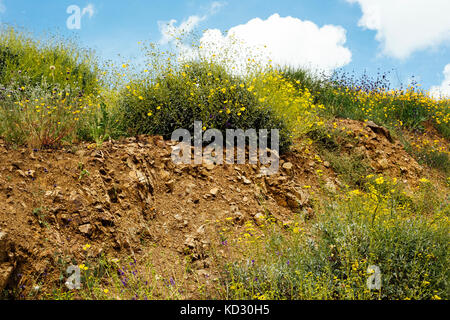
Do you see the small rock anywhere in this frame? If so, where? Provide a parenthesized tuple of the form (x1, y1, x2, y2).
(17, 170, 26, 178)
(196, 225, 205, 235)
(11, 161, 23, 169)
(210, 187, 220, 197)
(0, 231, 9, 262)
(166, 180, 176, 193)
(79, 224, 93, 236)
(75, 150, 86, 157)
(291, 188, 310, 207)
(72, 196, 85, 210)
(366, 121, 393, 143)
(282, 162, 293, 170)
(184, 236, 196, 249)
(230, 205, 239, 213)
(135, 170, 147, 185)
(185, 182, 196, 195)
(286, 193, 300, 210)
(159, 170, 171, 181)
(196, 269, 210, 278)
(233, 211, 244, 223)
(0, 263, 14, 291)
(44, 190, 54, 198)
(377, 158, 389, 170)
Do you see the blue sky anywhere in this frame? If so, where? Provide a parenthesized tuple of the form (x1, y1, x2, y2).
(1, 0, 449, 95)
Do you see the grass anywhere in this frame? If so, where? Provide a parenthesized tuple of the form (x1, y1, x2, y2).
(0, 27, 123, 148)
(1, 27, 448, 158)
(221, 177, 449, 300)
(0, 26, 101, 95)
(308, 124, 374, 188)
(35, 249, 188, 300)
(401, 135, 450, 175)
(283, 67, 449, 137)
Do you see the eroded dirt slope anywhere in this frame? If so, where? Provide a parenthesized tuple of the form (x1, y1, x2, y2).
(0, 119, 435, 299)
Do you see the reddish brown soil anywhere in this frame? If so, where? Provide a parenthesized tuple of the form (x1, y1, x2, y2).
(0, 119, 439, 299)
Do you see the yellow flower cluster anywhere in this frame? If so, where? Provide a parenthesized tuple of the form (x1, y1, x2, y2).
(331, 85, 449, 128)
(252, 70, 323, 138)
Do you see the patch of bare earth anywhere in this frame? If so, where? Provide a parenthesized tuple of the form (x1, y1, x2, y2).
(0, 119, 438, 299)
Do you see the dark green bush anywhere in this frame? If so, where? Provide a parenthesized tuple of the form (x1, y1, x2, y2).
(118, 61, 292, 153)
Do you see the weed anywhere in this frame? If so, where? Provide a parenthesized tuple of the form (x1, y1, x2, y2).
(222, 177, 449, 300)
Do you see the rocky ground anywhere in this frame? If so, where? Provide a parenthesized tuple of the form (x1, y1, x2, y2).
(0, 119, 441, 299)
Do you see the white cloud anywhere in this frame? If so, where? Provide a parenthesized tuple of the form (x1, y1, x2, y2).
(430, 64, 450, 99)
(191, 14, 352, 75)
(158, 1, 226, 45)
(347, 0, 450, 59)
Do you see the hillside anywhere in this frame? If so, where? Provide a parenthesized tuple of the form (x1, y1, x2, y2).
(0, 27, 449, 300)
(0, 118, 448, 300)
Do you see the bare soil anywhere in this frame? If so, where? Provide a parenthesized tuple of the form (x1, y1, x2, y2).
(0, 119, 442, 299)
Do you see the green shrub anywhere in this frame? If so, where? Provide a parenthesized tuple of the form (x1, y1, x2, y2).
(118, 61, 292, 153)
(401, 136, 450, 175)
(0, 27, 101, 95)
(280, 67, 328, 103)
(0, 27, 125, 148)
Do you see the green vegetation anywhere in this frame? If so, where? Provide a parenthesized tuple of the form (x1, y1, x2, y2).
(0, 26, 100, 94)
(308, 124, 373, 188)
(0, 27, 123, 148)
(283, 68, 450, 138)
(223, 177, 449, 300)
(1, 27, 448, 157)
(118, 60, 293, 152)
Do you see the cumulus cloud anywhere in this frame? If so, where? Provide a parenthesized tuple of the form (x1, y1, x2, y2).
(430, 64, 450, 99)
(159, 1, 226, 45)
(191, 14, 352, 74)
(347, 0, 450, 59)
